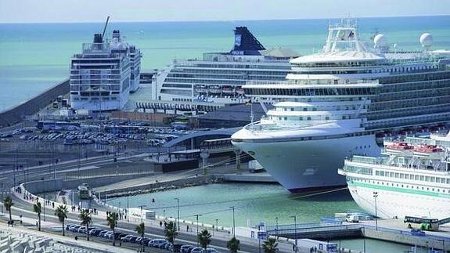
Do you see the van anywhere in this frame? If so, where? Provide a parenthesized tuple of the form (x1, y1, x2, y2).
(346, 214, 360, 223)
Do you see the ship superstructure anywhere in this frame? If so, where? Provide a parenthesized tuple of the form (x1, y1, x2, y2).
(70, 29, 141, 111)
(338, 132, 450, 219)
(232, 19, 450, 192)
(150, 27, 297, 108)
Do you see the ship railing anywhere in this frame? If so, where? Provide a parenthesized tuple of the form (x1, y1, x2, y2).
(245, 79, 379, 86)
(347, 155, 384, 164)
(243, 120, 326, 132)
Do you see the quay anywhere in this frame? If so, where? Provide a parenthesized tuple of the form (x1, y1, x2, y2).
(263, 219, 450, 252)
(0, 79, 69, 128)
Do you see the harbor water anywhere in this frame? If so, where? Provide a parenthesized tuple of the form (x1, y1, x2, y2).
(106, 183, 430, 253)
(106, 183, 359, 227)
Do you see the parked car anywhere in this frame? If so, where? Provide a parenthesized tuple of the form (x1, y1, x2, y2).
(149, 239, 168, 247)
(89, 229, 101, 236)
(122, 235, 138, 243)
(136, 236, 151, 245)
(98, 230, 108, 237)
(181, 244, 194, 253)
(68, 225, 81, 232)
(103, 231, 114, 239)
(191, 247, 218, 253)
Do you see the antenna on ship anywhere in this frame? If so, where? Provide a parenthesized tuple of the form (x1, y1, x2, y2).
(102, 16, 110, 41)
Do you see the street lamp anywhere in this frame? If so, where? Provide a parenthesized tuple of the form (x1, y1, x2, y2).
(291, 215, 298, 253)
(373, 192, 378, 230)
(195, 214, 202, 246)
(230, 206, 235, 237)
(174, 198, 180, 231)
(275, 217, 279, 237)
(126, 195, 130, 222)
(138, 205, 147, 222)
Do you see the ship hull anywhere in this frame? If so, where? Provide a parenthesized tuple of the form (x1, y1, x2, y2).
(347, 181, 450, 220)
(233, 134, 380, 191)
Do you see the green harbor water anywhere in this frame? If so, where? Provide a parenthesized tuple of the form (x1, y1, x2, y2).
(106, 183, 360, 227)
(106, 183, 431, 253)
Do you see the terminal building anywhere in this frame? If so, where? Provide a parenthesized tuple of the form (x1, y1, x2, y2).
(69, 30, 142, 111)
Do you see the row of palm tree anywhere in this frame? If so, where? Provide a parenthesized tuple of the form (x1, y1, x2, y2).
(3, 196, 278, 253)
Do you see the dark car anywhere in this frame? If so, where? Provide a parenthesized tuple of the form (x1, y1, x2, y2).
(141, 237, 151, 245)
(181, 245, 194, 253)
(115, 232, 127, 240)
(89, 229, 102, 236)
(122, 235, 138, 243)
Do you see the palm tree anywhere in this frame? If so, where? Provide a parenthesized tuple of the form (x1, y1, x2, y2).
(198, 229, 211, 251)
(54, 205, 68, 236)
(107, 212, 119, 246)
(263, 238, 278, 253)
(165, 221, 178, 244)
(3, 196, 13, 226)
(79, 209, 92, 241)
(135, 222, 145, 252)
(227, 236, 240, 253)
(33, 201, 42, 231)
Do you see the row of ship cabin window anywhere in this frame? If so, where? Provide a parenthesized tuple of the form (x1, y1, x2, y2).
(375, 170, 449, 184)
(352, 178, 449, 193)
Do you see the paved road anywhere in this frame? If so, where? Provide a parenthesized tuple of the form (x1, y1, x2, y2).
(3, 192, 295, 253)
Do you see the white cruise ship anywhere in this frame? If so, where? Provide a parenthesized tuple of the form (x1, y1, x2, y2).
(149, 27, 297, 108)
(338, 132, 450, 219)
(70, 30, 142, 111)
(231, 19, 450, 192)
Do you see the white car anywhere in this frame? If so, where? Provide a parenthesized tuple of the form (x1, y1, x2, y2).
(191, 247, 218, 253)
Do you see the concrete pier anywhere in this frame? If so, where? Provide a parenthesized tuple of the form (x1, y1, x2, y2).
(0, 79, 69, 127)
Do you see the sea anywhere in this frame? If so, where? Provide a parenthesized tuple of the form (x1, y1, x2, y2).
(1, 15, 450, 111)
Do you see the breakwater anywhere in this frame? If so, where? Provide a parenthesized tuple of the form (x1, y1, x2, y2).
(0, 79, 69, 127)
(98, 175, 223, 198)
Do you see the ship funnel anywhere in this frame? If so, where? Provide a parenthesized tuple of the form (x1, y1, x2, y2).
(230, 26, 266, 55)
(93, 33, 103, 43)
(112, 30, 121, 41)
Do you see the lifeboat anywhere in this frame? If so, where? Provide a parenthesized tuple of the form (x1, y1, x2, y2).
(413, 144, 444, 155)
(208, 85, 221, 94)
(385, 142, 414, 152)
(194, 85, 207, 93)
(222, 86, 234, 94)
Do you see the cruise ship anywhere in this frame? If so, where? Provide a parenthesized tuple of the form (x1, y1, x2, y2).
(231, 19, 450, 192)
(150, 27, 297, 107)
(338, 132, 450, 219)
(70, 30, 142, 111)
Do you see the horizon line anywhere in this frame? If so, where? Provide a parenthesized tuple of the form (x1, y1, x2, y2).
(1, 13, 449, 25)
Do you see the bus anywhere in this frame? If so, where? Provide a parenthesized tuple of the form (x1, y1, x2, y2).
(404, 216, 440, 231)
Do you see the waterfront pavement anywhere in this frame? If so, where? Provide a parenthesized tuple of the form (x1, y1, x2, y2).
(2, 184, 298, 253)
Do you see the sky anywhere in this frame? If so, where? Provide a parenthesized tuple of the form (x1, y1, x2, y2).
(1, 0, 450, 23)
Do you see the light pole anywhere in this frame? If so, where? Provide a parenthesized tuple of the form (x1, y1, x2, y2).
(373, 192, 378, 230)
(258, 225, 261, 253)
(230, 206, 235, 237)
(275, 217, 279, 237)
(214, 218, 219, 236)
(126, 195, 129, 222)
(195, 214, 201, 246)
(43, 192, 46, 221)
(138, 205, 147, 222)
(291, 215, 298, 253)
(174, 198, 180, 231)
